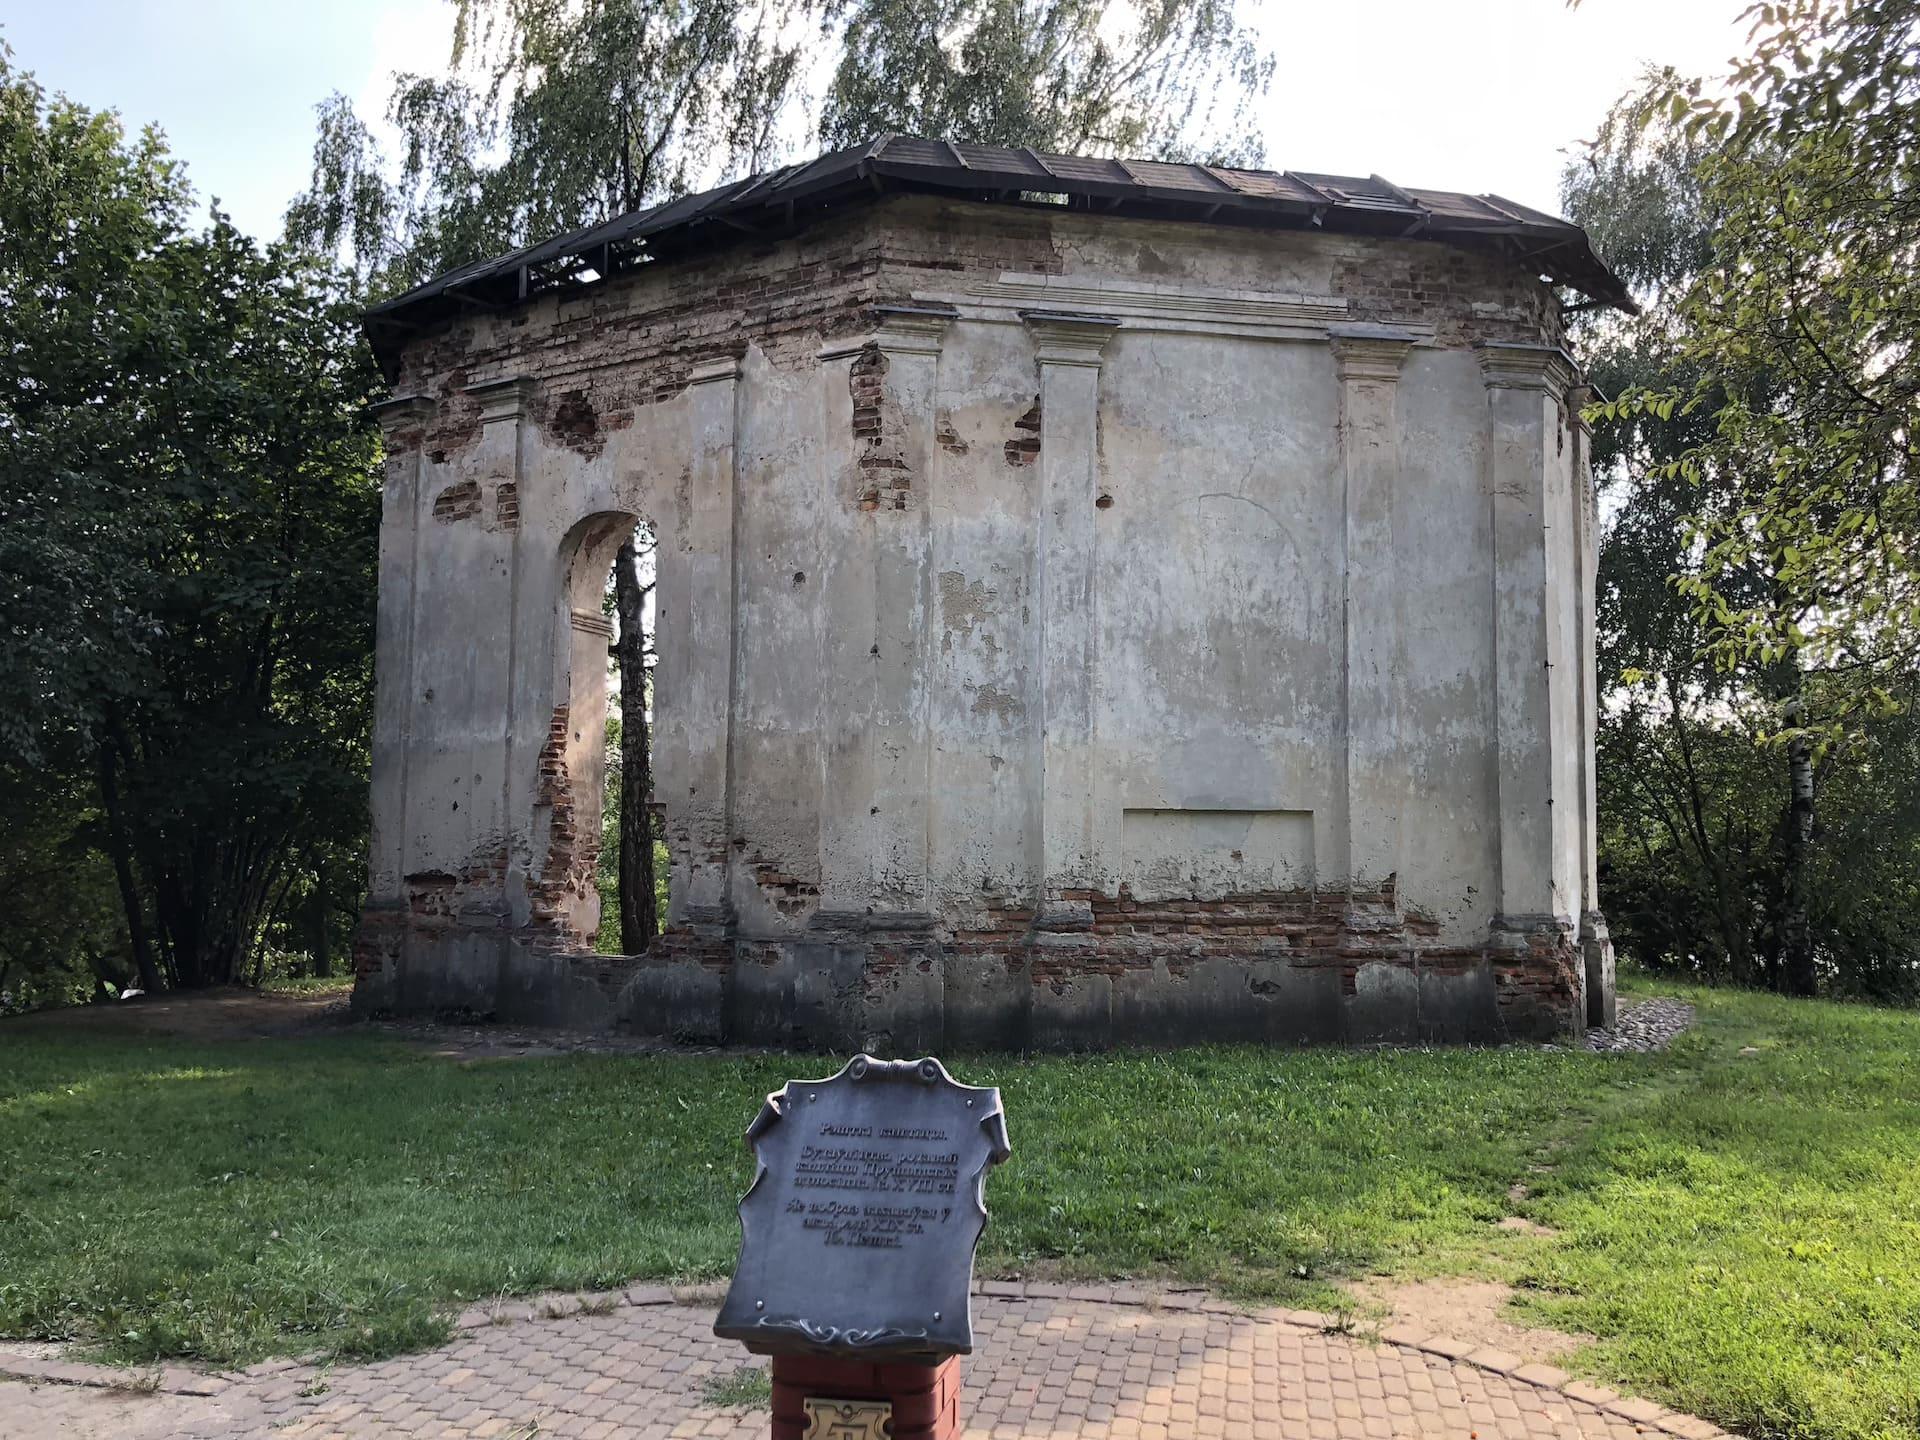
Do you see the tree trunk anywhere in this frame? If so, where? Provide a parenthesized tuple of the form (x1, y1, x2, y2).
(613, 537, 659, 954)
(96, 741, 162, 993)
(311, 853, 332, 978)
(1781, 724, 1817, 996)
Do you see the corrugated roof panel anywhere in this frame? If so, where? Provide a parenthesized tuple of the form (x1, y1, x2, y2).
(1032, 152, 1135, 186)
(1483, 193, 1569, 228)
(944, 142, 1049, 178)
(1207, 168, 1311, 203)
(878, 136, 962, 168)
(632, 187, 728, 236)
(1121, 160, 1235, 194)
(762, 143, 871, 201)
(1403, 188, 1513, 223)
(1292, 172, 1420, 211)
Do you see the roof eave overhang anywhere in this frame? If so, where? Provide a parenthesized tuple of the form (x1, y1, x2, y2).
(361, 141, 1635, 381)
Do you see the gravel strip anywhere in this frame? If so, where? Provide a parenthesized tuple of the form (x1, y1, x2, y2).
(1585, 998, 1696, 1053)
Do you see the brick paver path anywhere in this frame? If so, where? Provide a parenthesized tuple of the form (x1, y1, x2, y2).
(0, 1289, 1732, 1439)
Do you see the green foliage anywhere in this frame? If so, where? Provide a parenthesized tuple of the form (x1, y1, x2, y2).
(818, 0, 1270, 163)
(0, 47, 190, 769)
(1566, 53, 1920, 999)
(289, 0, 804, 292)
(290, 0, 1275, 295)
(595, 702, 671, 955)
(6, 984, 1920, 1436)
(0, 778, 125, 1013)
(593, 840, 671, 954)
(257, 973, 358, 998)
(0, 50, 383, 993)
(1626, 2, 1920, 728)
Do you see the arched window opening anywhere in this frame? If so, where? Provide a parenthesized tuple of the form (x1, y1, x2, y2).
(596, 523, 670, 955)
(545, 510, 673, 957)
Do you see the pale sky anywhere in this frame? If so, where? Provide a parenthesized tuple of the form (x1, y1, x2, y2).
(4, 0, 1751, 245)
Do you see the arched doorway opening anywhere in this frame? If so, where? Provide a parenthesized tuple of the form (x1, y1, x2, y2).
(597, 521, 669, 955)
(545, 510, 671, 956)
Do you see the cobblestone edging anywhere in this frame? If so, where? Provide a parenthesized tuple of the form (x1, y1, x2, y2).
(0, 1278, 1737, 1438)
(1584, 998, 1697, 1053)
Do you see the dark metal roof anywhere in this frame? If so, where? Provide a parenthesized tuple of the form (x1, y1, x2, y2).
(363, 135, 1634, 375)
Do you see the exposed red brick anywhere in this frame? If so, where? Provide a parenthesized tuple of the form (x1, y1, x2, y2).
(771, 1353, 962, 1440)
(940, 882, 1577, 1030)
(522, 703, 598, 953)
(1330, 241, 1567, 350)
(1004, 397, 1041, 466)
(935, 411, 969, 455)
(850, 343, 915, 511)
(748, 851, 820, 917)
(349, 907, 403, 981)
(546, 388, 604, 458)
(431, 478, 482, 522)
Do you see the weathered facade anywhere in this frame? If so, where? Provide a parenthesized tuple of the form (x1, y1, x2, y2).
(352, 139, 1626, 1049)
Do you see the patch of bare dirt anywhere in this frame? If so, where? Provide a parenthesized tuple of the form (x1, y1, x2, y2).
(4, 986, 751, 1062)
(1495, 1215, 1559, 1236)
(1348, 1276, 1592, 1364)
(360, 1013, 766, 1061)
(2, 987, 348, 1042)
(0, 1340, 68, 1365)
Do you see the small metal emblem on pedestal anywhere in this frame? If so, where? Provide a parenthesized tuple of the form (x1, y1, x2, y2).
(801, 1397, 893, 1440)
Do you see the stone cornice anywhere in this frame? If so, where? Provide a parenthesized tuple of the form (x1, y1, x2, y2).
(569, 608, 615, 639)
(1328, 325, 1419, 383)
(937, 272, 1349, 343)
(816, 335, 870, 363)
(1021, 309, 1121, 369)
(810, 307, 957, 365)
(687, 355, 743, 387)
(1474, 341, 1576, 394)
(874, 304, 956, 358)
(370, 394, 435, 431)
(463, 375, 537, 423)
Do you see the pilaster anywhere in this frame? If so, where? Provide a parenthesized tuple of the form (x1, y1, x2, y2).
(1569, 381, 1614, 1025)
(458, 378, 536, 923)
(677, 355, 742, 926)
(868, 308, 951, 915)
(366, 394, 436, 903)
(1329, 326, 1416, 918)
(1023, 310, 1120, 924)
(1476, 341, 1580, 944)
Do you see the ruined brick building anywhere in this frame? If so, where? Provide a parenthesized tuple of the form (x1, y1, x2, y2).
(352, 137, 1631, 1048)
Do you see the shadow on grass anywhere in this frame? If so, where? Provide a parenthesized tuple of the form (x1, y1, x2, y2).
(0, 1028, 1607, 1367)
(7, 986, 1915, 1440)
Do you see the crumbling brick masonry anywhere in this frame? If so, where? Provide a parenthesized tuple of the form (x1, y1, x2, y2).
(350, 139, 1622, 1047)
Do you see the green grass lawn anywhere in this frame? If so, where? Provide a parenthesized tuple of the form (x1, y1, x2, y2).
(2, 983, 1917, 1439)
(257, 974, 357, 996)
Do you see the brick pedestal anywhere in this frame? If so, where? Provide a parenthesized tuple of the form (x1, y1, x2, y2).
(769, 1353, 962, 1440)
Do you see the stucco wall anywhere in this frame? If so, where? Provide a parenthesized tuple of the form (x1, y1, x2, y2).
(352, 193, 1613, 1048)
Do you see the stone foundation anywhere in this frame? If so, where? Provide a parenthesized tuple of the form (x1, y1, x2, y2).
(352, 891, 1584, 1049)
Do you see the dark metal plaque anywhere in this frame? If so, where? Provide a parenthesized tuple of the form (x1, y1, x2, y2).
(714, 1055, 1011, 1359)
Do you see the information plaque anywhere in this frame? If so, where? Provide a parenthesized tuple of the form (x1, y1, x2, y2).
(714, 1055, 1011, 1359)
